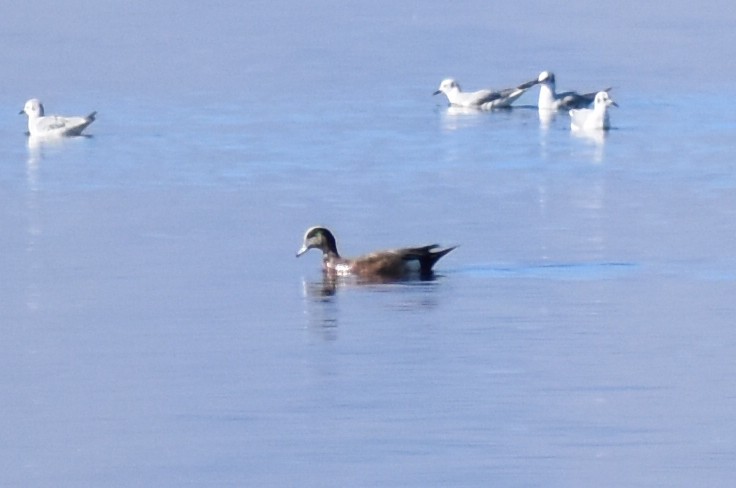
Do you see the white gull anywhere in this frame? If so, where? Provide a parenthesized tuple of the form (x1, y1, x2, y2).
(537, 71, 611, 110)
(434, 78, 537, 110)
(20, 99, 96, 137)
(569, 91, 618, 131)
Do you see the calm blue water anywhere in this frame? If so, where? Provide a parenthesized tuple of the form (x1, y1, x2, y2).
(2, 1, 736, 486)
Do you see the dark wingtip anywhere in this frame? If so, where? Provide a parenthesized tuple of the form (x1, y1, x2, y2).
(516, 79, 539, 90)
(87, 111, 97, 121)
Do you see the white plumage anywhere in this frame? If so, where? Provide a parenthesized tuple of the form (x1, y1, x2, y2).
(569, 91, 618, 131)
(537, 71, 610, 111)
(434, 78, 536, 110)
(20, 99, 96, 137)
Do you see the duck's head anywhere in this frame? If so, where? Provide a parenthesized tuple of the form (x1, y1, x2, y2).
(19, 98, 44, 117)
(297, 226, 339, 257)
(433, 78, 460, 96)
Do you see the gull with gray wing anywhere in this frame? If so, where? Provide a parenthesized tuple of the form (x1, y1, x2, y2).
(434, 77, 537, 110)
(536, 71, 611, 111)
(19, 99, 96, 137)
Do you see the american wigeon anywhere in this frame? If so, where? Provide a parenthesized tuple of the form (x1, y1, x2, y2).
(433, 77, 538, 110)
(19, 99, 96, 137)
(296, 226, 456, 280)
(536, 71, 612, 110)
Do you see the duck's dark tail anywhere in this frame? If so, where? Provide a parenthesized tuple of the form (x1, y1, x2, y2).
(407, 244, 457, 275)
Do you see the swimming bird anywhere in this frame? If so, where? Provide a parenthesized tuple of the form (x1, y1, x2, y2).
(536, 71, 611, 110)
(296, 226, 456, 280)
(569, 91, 618, 131)
(433, 77, 537, 110)
(19, 99, 96, 137)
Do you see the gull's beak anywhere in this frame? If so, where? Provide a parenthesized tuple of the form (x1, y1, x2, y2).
(611, 101, 619, 107)
(296, 245, 309, 257)
(18, 109, 24, 115)
(432, 90, 441, 96)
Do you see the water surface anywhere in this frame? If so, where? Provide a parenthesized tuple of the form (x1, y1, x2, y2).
(2, 1, 736, 486)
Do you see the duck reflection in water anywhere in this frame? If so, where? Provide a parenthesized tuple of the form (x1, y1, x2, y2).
(302, 271, 444, 300)
(301, 274, 444, 338)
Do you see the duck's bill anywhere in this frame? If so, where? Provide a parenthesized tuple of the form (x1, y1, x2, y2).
(296, 245, 309, 257)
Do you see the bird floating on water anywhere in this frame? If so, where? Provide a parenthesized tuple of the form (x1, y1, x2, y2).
(569, 91, 618, 131)
(434, 77, 538, 110)
(296, 226, 456, 280)
(19, 98, 96, 137)
(536, 71, 611, 111)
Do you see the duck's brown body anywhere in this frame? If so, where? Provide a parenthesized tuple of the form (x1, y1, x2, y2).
(297, 227, 455, 280)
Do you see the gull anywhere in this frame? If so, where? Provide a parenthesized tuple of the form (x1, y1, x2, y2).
(433, 77, 537, 110)
(19, 99, 96, 137)
(569, 91, 618, 131)
(536, 71, 611, 110)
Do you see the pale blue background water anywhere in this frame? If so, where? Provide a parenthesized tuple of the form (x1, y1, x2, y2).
(2, 1, 736, 486)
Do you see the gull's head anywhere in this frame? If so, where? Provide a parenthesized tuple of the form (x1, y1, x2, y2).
(594, 91, 618, 108)
(433, 78, 460, 96)
(20, 99, 44, 118)
(537, 71, 555, 85)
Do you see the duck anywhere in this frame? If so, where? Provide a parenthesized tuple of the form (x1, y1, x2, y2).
(296, 226, 456, 280)
(19, 98, 96, 137)
(433, 77, 537, 110)
(569, 91, 618, 131)
(536, 71, 611, 111)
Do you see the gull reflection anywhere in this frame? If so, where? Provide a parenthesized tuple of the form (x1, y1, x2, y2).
(439, 105, 488, 131)
(26, 135, 46, 168)
(445, 105, 486, 116)
(571, 128, 608, 163)
(22, 133, 85, 312)
(25, 133, 81, 166)
(538, 108, 557, 129)
(23, 136, 55, 313)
